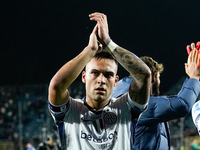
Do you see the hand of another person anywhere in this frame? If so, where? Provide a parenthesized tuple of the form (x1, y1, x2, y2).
(186, 42, 200, 55)
(185, 48, 200, 80)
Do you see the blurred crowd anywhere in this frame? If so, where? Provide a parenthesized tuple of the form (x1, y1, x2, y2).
(0, 83, 85, 149)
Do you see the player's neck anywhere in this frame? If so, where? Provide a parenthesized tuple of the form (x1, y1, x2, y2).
(86, 97, 110, 111)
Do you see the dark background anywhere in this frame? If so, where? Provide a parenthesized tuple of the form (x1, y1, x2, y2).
(1, 1, 200, 94)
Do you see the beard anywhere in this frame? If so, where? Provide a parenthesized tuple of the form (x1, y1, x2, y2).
(151, 83, 160, 96)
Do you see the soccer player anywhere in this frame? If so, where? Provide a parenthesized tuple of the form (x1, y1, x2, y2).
(48, 12, 151, 150)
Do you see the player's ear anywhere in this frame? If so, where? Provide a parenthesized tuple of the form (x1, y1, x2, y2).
(114, 75, 119, 87)
(152, 73, 157, 83)
(82, 71, 86, 83)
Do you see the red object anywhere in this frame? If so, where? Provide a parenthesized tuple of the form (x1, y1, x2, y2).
(186, 45, 191, 55)
(186, 42, 200, 55)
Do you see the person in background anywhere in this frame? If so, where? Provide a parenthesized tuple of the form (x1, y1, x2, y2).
(37, 135, 61, 150)
(111, 43, 200, 150)
(191, 139, 200, 150)
(27, 142, 36, 150)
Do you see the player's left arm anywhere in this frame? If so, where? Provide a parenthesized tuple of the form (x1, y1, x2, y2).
(111, 46, 151, 105)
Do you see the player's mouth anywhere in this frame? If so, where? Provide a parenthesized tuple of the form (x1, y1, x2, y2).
(95, 87, 106, 94)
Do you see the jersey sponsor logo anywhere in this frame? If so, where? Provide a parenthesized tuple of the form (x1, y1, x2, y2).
(81, 130, 117, 143)
(103, 112, 117, 125)
(97, 138, 117, 149)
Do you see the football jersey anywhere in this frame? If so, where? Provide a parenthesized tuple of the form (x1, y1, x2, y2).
(49, 93, 144, 150)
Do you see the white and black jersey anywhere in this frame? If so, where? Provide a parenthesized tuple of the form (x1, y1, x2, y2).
(49, 93, 145, 150)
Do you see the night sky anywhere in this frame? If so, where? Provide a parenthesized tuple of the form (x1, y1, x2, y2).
(1, 1, 200, 94)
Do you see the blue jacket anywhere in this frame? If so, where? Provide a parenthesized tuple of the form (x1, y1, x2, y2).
(111, 77, 200, 150)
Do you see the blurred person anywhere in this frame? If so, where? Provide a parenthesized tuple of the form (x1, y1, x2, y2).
(37, 135, 61, 150)
(27, 142, 36, 150)
(48, 12, 151, 150)
(191, 139, 200, 150)
(111, 43, 200, 149)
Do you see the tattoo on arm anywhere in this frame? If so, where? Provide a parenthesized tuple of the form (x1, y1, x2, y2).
(114, 47, 147, 78)
(113, 47, 151, 104)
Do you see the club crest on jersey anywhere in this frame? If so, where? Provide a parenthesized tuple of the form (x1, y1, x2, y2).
(103, 112, 117, 125)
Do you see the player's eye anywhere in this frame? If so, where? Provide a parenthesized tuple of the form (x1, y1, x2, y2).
(104, 72, 114, 78)
(91, 71, 100, 76)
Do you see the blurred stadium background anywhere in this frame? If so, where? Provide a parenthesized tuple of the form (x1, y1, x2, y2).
(0, 76, 199, 150)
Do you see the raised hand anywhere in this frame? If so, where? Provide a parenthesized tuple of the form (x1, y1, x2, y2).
(88, 24, 99, 51)
(89, 12, 111, 47)
(185, 49, 200, 80)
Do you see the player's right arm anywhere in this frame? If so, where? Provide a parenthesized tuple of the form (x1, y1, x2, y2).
(48, 25, 99, 105)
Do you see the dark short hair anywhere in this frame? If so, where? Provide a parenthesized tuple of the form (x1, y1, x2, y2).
(140, 56, 164, 74)
(93, 50, 118, 66)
